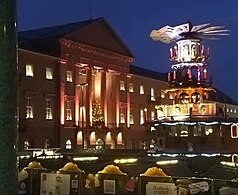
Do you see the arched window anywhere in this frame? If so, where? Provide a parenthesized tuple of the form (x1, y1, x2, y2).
(179, 92, 189, 104)
(77, 131, 83, 145)
(232, 154, 238, 163)
(66, 140, 72, 150)
(191, 92, 200, 104)
(105, 132, 112, 145)
(117, 132, 123, 145)
(231, 124, 238, 138)
(96, 138, 104, 149)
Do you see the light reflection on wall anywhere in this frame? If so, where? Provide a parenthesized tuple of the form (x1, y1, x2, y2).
(94, 70, 101, 98)
(79, 106, 86, 126)
(60, 96, 65, 125)
(75, 87, 79, 125)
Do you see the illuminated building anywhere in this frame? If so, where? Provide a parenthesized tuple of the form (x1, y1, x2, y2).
(18, 18, 169, 151)
(149, 22, 238, 153)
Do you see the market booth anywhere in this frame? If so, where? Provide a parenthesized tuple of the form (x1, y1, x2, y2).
(138, 166, 214, 195)
(19, 161, 85, 195)
(98, 164, 127, 195)
(56, 162, 85, 195)
(19, 161, 47, 195)
(139, 166, 176, 195)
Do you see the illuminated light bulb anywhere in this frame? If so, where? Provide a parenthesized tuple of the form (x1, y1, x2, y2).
(173, 71, 176, 80)
(204, 69, 207, 79)
(169, 48, 173, 59)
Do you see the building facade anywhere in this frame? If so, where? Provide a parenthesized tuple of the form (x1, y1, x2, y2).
(18, 18, 170, 151)
(18, 19, 238, 153)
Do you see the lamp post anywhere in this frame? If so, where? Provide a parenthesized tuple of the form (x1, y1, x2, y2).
(77, 83, 88, 149)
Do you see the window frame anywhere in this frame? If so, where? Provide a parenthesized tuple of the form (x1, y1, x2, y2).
(45, 99, 53, 120)
(120, 81, 125, 91)
(26, 64, 34, 77)
(26, 97, 33, 119)
(65, 101, 72, 121)
(46, 67, 53, 80)
(66, 71, 73, 82)
(140, 85, 144, 95)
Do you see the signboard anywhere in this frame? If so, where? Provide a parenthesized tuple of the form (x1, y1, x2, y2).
(40, 173, 70, 195)
(155, 103, 217, 119)
(146, 182, 176, 195)
(104, 179, 116, 194)
(192, 104, 216, 116)
(189, 181, 209, 194)
(220, 187, 238, 195)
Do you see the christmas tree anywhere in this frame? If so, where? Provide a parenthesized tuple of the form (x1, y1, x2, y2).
(92, 100, 104, 128)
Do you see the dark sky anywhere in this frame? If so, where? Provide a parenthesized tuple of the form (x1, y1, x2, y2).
(17, 0, 238, 101)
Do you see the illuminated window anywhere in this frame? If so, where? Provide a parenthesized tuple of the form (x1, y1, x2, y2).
(130, 114, 134, 125)
(45, 99, 52, 120)
(232, 154, 238, 163)
(151, 111, 155, 120)
(66, 71, 73, 82)
(234, 109, 237, 114)
(120, 107, 125, 123)
(65, 101, 72, 120)
(120, 113, 125, 123)
(130, 108, 134, 125)
(26, 64, 34, 77)
(161, 90, 165, 98)
(179, 92, 189, 104)
(26, 97, 33, 119)
(140, 109, 144, 125)
(46, 67, 53, 80)
(227, 108, 229, 113)
(150, 88, 156, 101)
(120, 81, 125, 91)
(191, 92, 200, 103)
(96, 138, 104, 149)
(129, 83, 134, 93)
(140, 85, 144, 95)
(231, 124, 238, 138)
(117, 133, 123, 145)
(66, 140, 72, 149)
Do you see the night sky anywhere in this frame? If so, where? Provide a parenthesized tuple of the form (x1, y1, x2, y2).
(17, 0, 238, 101)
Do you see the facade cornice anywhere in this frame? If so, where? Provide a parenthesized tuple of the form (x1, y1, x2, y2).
(59, 38, 134, 63)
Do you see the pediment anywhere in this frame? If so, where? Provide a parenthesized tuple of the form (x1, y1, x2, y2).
(63, 18, 134, 58)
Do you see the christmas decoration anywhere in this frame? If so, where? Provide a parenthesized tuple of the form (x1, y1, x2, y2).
(92, 100, 104, 128)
